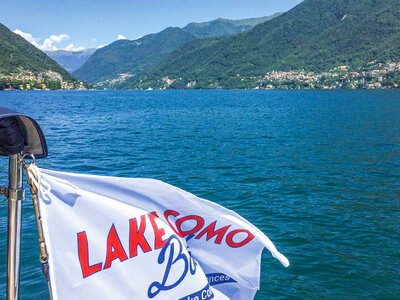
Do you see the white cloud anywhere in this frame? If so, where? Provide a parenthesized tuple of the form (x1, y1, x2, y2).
(13, 29, 41, 48)
(13, 29, 85, 52)
(92, 38, 96, 43)
(65, 43, 85, 51)
(40, 34, 69, 51)
(135, 35, 143, 40)
(117, 34, 126, 40)
(97, 44, 108, 49)
(49, 34, 69, 43)
(42, 38, 58, 51)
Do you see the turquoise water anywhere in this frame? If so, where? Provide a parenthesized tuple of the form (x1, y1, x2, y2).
(0, 90, 399, 299)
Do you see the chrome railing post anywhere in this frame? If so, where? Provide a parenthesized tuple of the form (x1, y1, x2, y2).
(6, 153, 24, 300)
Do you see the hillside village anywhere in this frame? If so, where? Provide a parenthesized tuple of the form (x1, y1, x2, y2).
(1, 0, 400, 91)
(253, 62, 400, 90)
(151, 61, 400, 90)
(2, 62, 399, 91)
(0, 69, 89, 90)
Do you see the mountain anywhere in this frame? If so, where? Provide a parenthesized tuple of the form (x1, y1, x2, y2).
(224, 14, 282, 26)
(45, 49, 96, 73)
(0, 23, 74, 81)
(120, 0, 400, 89)
(73, 14, 281, 84)
(73, 27, 196, 83)
(183, 14, 281, 38)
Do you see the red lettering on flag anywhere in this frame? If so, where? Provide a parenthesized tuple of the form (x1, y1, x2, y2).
(226, 229, 254, 248)
(176, 215, 205, 237)
(148, 212, 167, 249)
(164, 210, 182, 236)
(129, 215, 152, 257)
(77, 231, 102, 278)
(104, 224, 128, 269)
(195, 221, 230, 244)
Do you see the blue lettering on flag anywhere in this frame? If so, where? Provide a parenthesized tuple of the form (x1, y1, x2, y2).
(179, 284, 214, 300)
(206, 273, 236, 286)
(148, 235, 196, 298)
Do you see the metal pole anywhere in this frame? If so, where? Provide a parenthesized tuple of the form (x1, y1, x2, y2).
(7, 153, 24, 300)
(22, 155, 53, 299)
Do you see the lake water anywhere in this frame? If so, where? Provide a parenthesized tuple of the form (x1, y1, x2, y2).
(0, 90, 399, 299)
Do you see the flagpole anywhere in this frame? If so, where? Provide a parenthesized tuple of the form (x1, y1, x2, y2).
(7, 153, 24, 300)
(22, 154, 53, 300)
(0, 108, 48, 299)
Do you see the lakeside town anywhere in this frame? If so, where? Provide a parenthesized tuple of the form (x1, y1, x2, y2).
(251, 61, 400, 90)
(0, 69, 89, 90)
(153, 61, 400, 90)
(1, 61, 400, 91)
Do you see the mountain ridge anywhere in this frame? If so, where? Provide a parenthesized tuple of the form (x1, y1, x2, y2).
(0, 23, 88, 90)
(45, 49, 96, 73)
(182, 14, 281, 38)
(73, 27, 196, 83)
(0, 23, 74, 80)
(73, 14, 281, 84)
(120, 0, 400, 89)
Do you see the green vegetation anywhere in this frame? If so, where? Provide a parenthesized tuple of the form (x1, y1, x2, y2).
(224, 14, 283, 27)
(0, 23, 88, 90)
(182, 15, 281, 38)
(0, 23, 74, 80)
(0, 77, 91, 91)
(0, 79, 61, 90)
(120, 0, 400, 90)
(73, 27, 196, 84)
(73, 15, 281, 85)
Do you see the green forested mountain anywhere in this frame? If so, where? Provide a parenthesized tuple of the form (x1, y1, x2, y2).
(0, 23, 74, 81)
(120, 0, 400, 89)
(183, 14, 281, 38)
(73, 15, 280, 84)
(73, 27, 196, 83)
(183, 19, 250, 38)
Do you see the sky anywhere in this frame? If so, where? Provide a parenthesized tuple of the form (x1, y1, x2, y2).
(1, 0, 303, 52)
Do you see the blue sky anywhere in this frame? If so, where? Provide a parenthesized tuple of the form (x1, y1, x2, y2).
(1, 0, 303, 51)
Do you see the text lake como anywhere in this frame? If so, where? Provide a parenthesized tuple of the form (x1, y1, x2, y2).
(0, 90, 399, 299)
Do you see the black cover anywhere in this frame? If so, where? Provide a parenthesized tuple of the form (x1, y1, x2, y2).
(0, 107, 48, 158)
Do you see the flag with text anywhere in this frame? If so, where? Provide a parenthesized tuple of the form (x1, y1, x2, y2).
(38, 169, 289, 300)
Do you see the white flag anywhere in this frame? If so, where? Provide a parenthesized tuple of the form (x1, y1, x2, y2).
(37, 169, 289, 300)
